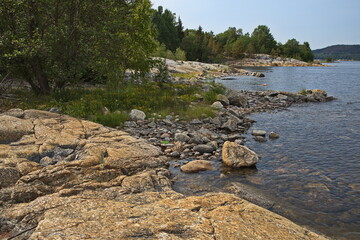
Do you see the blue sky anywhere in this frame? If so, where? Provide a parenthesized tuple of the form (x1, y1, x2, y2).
(151, 0, 360, 50)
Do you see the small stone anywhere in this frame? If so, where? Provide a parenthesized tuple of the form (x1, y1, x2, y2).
(163, 119, 173, 126)
(180, 160, 215, 173)
(129, 109, 146, 121)
(269, 131, 280, 139)
(210, 117, 222, 126)
(174, 133, 190, 143)
(251, 129, 266, 136)
(193, 144, 215, 154)
(209, 141, 218, 149)
(211, 101, 224, 110)
(254, 136, 266, 142)
(190, 119, 202, 125)
(49, 107, 61, 114)
(161, 133, 170, 139)
(170, 151, 180, 158)
(124, 121, 137, 128)
(221, 119, 238, 132)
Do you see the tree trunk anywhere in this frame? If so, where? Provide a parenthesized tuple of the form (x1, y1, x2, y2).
(31, 58, 51, 95)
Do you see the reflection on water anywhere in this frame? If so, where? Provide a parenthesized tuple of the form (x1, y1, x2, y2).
(171, 62, 360, 239)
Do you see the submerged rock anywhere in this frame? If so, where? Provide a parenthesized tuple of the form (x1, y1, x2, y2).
(222, 141, 258, 167)
(269, 131, 280, 139)
(180, 160, 215, 173)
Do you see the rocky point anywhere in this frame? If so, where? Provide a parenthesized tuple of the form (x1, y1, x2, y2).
(0, 106, 330, 239)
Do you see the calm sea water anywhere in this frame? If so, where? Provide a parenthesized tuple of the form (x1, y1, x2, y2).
(171, 62, 360, 239)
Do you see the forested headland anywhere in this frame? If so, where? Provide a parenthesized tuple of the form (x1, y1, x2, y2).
(313, 45, 360, 61)
(151, 6, 314, 64)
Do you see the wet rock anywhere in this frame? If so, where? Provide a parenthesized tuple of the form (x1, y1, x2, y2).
(312, 89, 327, 96)
(174, 133, 190, 143)
(222, 141, 258, 167)
(129, 109, 146, 121)
(180, 160, 215, 173)
(269, 131, 280, 139)
(252, 72, 265, 77)
(193, 144, 215, 154)
(312, 92, 327, 102)
(227, 182, 274, 209)
(252, 129, 267, 136)
(254, 136, 266, 142)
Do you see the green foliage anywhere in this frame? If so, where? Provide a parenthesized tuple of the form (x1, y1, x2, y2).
(153, 59, 170, 84)
(174, 48, 187, 61)
(202, 82, 226, 103)
(7, 81, 220, 126)
(0, 0, 156, 94)
(151, 6, 316, 63)
(299, 88, 308, 96)
(251, 25, 277, 54)
(178, 105, 215, 120)
(281, 39, 314, 62)
(326, 57, 334, 63)
(92, 112, 128, 128)
(152, 6, 182, 52)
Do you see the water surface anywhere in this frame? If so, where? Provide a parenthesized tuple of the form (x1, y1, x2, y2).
(172, 62, 360, 239)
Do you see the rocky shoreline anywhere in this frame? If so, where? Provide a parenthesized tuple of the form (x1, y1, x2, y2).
(227, 54, 328, 67)
(0, 85, 333, 239)
(123, 88, 333, 163)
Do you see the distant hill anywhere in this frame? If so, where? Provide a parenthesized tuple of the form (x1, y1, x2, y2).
(312, 45, 360, 60)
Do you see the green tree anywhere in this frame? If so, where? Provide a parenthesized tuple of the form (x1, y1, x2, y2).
(299, 42, 314, 62)
(283, 38, 300, 59)
(251, 25, 276, 54)
(152, 6, 180, 52)
(0, 0, 155, 94)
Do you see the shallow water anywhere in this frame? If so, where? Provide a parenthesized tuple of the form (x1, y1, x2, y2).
(171, 62, 360, 239)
